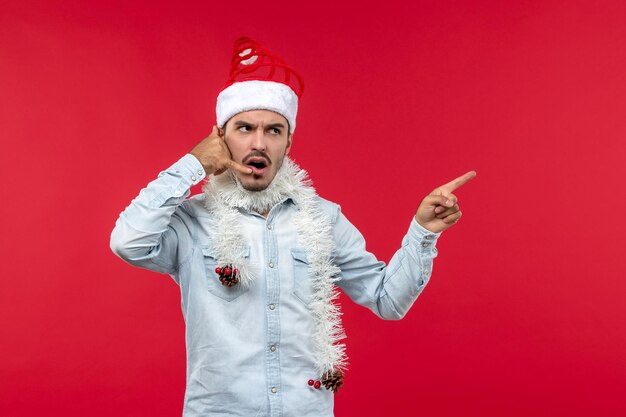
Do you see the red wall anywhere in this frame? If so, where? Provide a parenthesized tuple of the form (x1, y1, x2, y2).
(2, 1, 625, 416)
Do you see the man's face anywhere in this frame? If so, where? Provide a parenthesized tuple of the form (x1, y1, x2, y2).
(221, 109, 293, 192)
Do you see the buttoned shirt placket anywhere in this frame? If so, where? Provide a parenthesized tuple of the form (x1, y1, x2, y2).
(258, 205, 283, 417)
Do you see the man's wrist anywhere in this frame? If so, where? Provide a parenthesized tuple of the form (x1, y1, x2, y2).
(414, 215, 444, 234)
(411, 217, 442, 242)
(178, 153, 207, 185)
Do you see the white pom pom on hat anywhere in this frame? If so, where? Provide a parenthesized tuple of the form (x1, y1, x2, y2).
(216, 37, 304, 133)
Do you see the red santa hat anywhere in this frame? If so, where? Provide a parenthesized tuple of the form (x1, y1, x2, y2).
(216, 37, 304, 133)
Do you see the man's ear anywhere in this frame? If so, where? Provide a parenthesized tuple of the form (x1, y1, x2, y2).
(217, 126, 225, 138)
(285, 133, 293, 154)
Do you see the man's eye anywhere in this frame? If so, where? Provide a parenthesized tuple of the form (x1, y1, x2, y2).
(270, 128, 280, 135)
(238, 126, 250, 132)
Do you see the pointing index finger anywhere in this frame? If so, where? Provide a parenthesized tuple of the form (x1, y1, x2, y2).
(228, 159, 253, 175)
(440, 171, 477, 192)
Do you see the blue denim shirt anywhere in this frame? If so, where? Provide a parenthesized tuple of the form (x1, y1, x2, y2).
(110, 154, 441, 417)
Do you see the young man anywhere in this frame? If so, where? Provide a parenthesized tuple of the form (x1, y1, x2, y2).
(110, 37, 475, 417)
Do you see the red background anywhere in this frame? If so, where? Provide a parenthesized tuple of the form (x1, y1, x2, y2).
(2, 1, 625, 416)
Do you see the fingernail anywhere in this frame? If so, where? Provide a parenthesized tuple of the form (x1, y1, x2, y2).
(446, 200, 453, 207)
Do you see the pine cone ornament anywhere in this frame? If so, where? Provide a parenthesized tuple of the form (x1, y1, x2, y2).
(321, 369, 344, 393)
(215, 265, 239, 287)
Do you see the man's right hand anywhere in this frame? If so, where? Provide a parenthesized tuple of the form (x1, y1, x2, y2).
(189, 126, 253, 176)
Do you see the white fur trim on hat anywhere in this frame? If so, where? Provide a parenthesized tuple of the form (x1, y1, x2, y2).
(216, 80, 298, 133)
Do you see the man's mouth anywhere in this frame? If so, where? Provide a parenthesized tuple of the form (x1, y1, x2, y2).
(244, 157, 270, 175)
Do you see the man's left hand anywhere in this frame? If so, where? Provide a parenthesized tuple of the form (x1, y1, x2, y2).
(415, 171, 477, 233)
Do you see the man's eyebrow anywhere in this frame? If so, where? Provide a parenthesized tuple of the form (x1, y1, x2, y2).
(232, 121, 285, 129)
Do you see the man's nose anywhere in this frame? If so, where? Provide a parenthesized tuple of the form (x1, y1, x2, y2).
(251, 127, 267, 151)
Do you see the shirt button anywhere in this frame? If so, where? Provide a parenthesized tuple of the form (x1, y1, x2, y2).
(198, 170, 203, 175)
(270, 345, 276, 352)
(191, 175, 197, 181)
(271, 387, 277, 394)
(425, 235, 434, 240)
(267, 224, 273, 230)
(421, 242, 429, 247)
(269, 304, 275, 310)
(269, 261, 274, 268)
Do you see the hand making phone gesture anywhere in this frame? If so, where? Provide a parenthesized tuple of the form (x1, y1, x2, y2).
(189, 126, 253, 176)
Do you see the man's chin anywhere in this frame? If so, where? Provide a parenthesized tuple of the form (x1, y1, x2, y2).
(239, 177, 271, 192)
(242, 183, 270, 192)
(232, 167, 280, 192)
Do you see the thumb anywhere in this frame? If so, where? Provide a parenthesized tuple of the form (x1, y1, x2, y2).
(423, 195, 454, 208)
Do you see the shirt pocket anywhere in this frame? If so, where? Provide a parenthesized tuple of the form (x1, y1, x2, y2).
(201, 245, 250, 302)
(291, 249, 313, 306)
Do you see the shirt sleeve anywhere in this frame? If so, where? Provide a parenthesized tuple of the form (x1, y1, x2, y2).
(333, 208, 441, 320)
(109, 154, 206, 275)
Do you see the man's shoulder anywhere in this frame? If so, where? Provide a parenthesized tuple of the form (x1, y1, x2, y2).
(313, 195, 341, 224)
(178, 193, 210, 219)
(314, 194, 339, 207)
